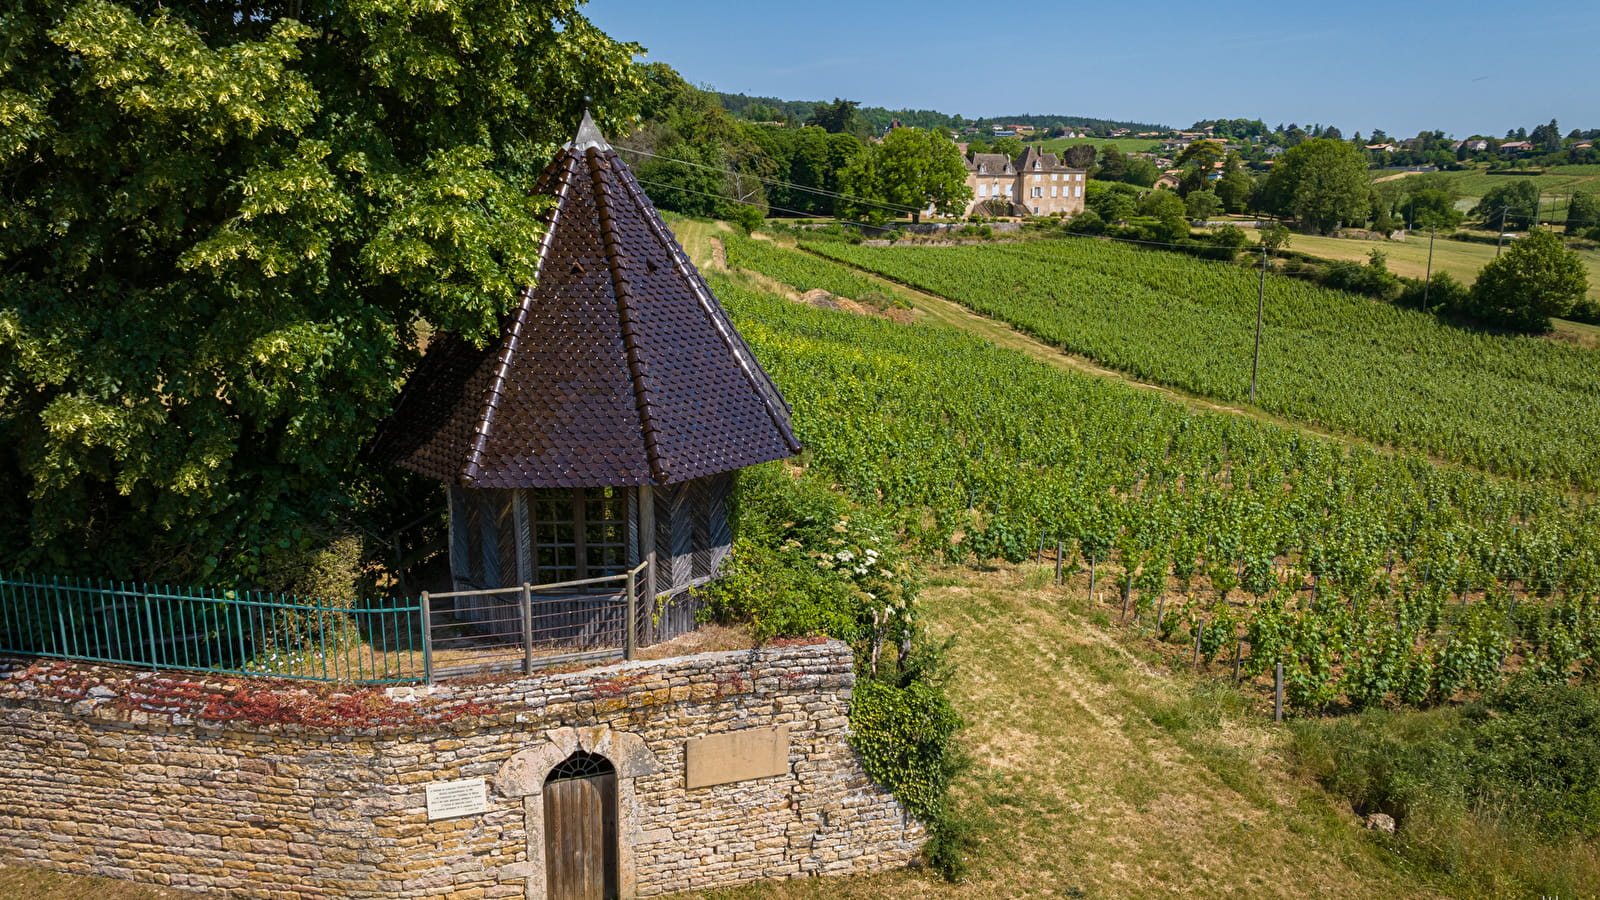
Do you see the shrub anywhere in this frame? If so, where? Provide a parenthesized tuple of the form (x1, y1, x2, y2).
(1291, 683, 1600, 895)
(1464, 227, 1589, 332)
(1397, 272, 1470, 314)
(1065, 209, 1105, 234)
(1323, 250, 1402, 300)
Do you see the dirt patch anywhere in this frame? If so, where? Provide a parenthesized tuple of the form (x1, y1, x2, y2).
(635, 623, 756, 660)
(708, 236, 727, 270)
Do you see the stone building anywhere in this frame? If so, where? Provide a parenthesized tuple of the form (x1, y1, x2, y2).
(964, 146, 1087, 217)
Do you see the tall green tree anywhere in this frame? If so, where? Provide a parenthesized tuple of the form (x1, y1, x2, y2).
(0, 0, 642, 581)
(838, 128, 971, 224)
(806, 97, 862, 135)
(1466, 228, 1589, 332)
(1214, 152, 1254, 213)
(628, 63, 770, 221)
(1262, 138, 1373, 234)
(1472, 180, 1541, 230)
(1095, 144, 1130, 181)
(1567, 191, 1600, 236)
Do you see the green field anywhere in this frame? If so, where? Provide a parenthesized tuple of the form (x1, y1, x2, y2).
(1281, 229, 1600, 311)
(1032, 136, 1163, 156)
(802, 237, 1600, 491)
(1376, 165, 1600, 219)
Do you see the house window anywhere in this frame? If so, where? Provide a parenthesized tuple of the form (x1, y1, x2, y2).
(532, 487, 628, 584)
(1032, 186, 1042, 198)
(1050, 186, 1058, 198)
(1074, 185, 1082, 197)
(1033, 206, 1039, 214)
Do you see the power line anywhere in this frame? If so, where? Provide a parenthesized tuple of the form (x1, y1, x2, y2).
(614, 144, 925, 216)
(631, 177, 896, 232)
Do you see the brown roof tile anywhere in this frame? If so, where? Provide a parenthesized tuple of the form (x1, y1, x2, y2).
(371, 113, 801, 488)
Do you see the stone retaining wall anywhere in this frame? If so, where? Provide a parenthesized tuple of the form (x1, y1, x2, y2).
(0, 639, 920, 898)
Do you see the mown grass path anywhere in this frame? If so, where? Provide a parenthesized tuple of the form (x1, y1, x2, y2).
(691, 566, 1435, 900)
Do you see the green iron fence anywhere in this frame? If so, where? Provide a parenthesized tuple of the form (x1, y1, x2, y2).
(0, 573, 426, 684)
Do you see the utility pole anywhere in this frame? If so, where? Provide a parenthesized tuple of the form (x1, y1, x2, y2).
(1250, 244, 1266, 404)
(1423, 225, 1436, 312)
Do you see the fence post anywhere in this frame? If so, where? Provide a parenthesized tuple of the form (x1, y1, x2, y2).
(521, 583, 535, 675)
(1233, 640, 1243, 682)
(1274, 661, 1284, 723)
(420, 591, 433, 685)
(1194, 623, 1203, 667)
(624, 568, 638, 661)
(1054, 541, 1064, 585)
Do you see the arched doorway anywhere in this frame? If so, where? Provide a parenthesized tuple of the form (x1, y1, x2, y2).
(542, 751, 618, 900)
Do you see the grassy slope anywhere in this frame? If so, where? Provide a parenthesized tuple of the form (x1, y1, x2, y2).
(1418, 168, 1600, 209)
(1282, 229, 1600, 312)
(691, 566, 1436, 900)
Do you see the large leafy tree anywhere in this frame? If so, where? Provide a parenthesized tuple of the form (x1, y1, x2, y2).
(1471, 180, 1541, 231)
(1568, 191, 1600, 237)
(838, 128, 971, 224)
(1262, 138, 1372, 234)
(1465, 228, 1589, 333)
(0, 0, 642, 581)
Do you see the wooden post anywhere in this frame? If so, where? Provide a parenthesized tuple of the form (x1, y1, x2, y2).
(1121, 587, 1132, 621)
(638, 486, 656, 646)
(420, 591, 433, 685)
(1194, 622, 1203, 667)
(1054, 541, 1064, 585)
(520, 583, 535, 674)
(1087, 556, 1096, 604)
(1233, 640, 1243, 682)
(1274, 662, 1284, 723)
(624, 568, 638, 661)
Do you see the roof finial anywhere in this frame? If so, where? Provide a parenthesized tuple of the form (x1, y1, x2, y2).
(566, 108, 610, 152)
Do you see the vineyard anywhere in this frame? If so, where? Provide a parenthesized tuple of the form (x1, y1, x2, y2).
(723, 232, 883, 300)
(713, 273, 1600, 714)
(801, 237, 1600, 492)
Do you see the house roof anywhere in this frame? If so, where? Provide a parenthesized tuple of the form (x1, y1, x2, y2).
(369, 112, 801, 489)
(968, 152, 1014, 175)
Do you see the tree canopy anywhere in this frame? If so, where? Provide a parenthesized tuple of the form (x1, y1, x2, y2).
(1472, 180, 1541, 230)
(839, 128, 970, 224)
(1465, 228, 1589, 333)
(1262, 138, 1373, 234)
(0, 0, 642, 582)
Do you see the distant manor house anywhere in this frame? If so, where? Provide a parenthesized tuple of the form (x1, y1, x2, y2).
(964, 146, 1087, 217)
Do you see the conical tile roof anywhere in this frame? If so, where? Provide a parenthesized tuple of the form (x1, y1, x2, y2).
(371, 113, 801, 488)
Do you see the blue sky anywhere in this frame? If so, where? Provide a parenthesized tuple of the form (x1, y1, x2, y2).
(584, 0, 1600, 139)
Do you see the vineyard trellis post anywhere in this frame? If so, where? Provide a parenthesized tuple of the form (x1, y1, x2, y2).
(1274, 662, 1284, 723)
(1422, 226, 1436, 312)
(1250, 244, 1266, 405)
(1054, 541, 1064, 585)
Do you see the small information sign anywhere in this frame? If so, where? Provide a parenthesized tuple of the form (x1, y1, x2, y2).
(426, 778, 487, 821)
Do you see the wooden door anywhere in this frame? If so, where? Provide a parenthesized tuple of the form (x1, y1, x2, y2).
(543, 771, 618, 900)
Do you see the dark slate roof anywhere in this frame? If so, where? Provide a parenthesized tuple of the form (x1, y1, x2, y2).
(370, 113, 801, 489)
(967, 152, 1014, 175)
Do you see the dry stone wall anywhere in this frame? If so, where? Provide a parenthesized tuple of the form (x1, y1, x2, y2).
(0, 638, 920, 898)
